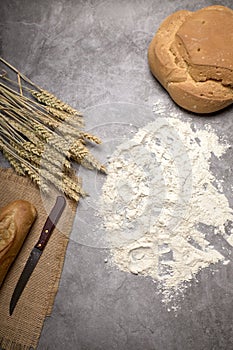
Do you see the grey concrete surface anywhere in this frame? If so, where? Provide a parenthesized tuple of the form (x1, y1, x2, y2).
(1, 0, 233, 349)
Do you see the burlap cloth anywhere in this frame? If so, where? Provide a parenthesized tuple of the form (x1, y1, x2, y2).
(0, 168, 77, 350)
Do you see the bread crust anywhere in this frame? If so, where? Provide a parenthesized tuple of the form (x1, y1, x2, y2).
(148, 5, 233, 113)
(0, 200, 37, 287)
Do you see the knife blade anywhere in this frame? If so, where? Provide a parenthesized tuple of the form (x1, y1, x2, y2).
(10, 195, 66, 316)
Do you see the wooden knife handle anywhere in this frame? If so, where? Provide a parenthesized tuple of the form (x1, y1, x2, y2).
(35, 196, 66, 251)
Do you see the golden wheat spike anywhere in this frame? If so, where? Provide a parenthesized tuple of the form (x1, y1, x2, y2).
(22, 141, 44, 156)
(46, 106, 82, 120)
(81, 132, 102, 144)
(80, 157, 107, 174)
(31, 89, 80, 115)
(10, 140, 40, 166)
(3, 149, 25, 176)
(9, 120, 43, 145)
(21, 163, 49, 193)
(34, 112, 60, 129)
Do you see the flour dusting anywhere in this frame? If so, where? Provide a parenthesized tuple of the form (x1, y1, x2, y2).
(99, 113, 233, 304)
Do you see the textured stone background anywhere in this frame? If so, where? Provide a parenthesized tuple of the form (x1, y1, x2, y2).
(1, 1, 233, 349)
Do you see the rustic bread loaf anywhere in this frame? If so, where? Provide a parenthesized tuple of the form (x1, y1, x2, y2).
(0, 200, 37, 288)
(148, 5, 233, 113)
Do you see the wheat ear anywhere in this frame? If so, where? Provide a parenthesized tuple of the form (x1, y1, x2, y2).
(31, 89, 81, 116)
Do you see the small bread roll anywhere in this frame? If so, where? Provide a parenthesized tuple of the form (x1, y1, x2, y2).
(148, 5, 233, 113)
(0, 200, 37, 288)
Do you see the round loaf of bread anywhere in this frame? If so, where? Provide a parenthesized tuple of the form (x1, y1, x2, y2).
(148, 5, 233, 113)
(0, 200, 37, 288)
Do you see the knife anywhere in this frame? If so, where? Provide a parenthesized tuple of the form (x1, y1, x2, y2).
(10, 195, 66, 316)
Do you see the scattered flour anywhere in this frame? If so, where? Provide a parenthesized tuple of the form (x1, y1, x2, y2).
(99, 112, 233, 304)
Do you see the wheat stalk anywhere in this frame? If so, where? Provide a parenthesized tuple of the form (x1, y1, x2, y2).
(0, 58, 106, 201)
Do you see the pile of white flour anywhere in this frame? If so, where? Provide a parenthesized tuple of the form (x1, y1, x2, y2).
(99, 109, 233, 304)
